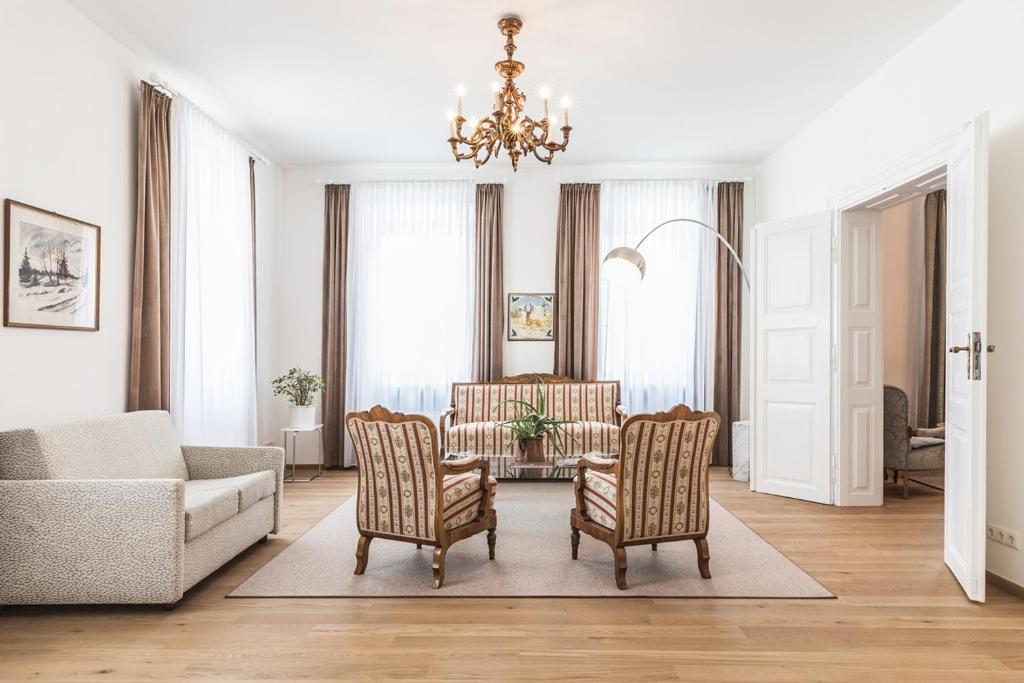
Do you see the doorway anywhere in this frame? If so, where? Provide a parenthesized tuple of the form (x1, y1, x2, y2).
(751, 113, 990, 602)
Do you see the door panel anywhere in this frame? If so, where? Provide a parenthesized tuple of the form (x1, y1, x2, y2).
(837, 210, 883, 506)
(944, 114, 988, 602)
(752, 212, 832, 504)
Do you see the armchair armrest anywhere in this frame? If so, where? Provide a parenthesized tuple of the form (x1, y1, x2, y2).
(0, 478, 185, 605)
(912, 425, 945, 439)
(615, 404, 629, 425)
(181, 445, 285, 533)
(441, 455, 492, 511)
(578, 454, 619, 473)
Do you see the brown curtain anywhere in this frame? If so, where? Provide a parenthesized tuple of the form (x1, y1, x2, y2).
(322, 184, 351, 468)
(128, 82, 172, 411)
(249, 157, 259, 361)
(919, 189, 946, 428)
(472, 184, 504, 381)
(713, 182, 744, 466)
(554, 183, 601, 380)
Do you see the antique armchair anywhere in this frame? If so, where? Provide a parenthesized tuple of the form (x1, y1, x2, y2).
(883, 385, 945, 498)
(345, 405, 497, 588)
(570, 404, 720, 590)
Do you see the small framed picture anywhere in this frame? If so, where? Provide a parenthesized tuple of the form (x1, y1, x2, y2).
(4, 199, 101, 331)
(508, 293, 554, 341)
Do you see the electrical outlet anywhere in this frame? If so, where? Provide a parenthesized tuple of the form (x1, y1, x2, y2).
(987, 524, 1021, 550)
(262, 439, 275, 447)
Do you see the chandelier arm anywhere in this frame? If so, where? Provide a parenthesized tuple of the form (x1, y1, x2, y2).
(633, 218, 750, 288)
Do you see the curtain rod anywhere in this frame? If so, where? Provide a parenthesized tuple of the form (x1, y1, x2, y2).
(312, 176, 750, 185)
(313, 178, 509, 185)
(145, 74, 271, 165)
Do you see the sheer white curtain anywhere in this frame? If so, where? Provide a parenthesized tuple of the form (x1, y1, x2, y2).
(345, 181, 474, 461)
(598, 179, 717, 413)
(169, 98, 256, 446)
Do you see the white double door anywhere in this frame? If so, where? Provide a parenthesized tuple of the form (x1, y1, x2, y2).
(750, 115, 989, 602)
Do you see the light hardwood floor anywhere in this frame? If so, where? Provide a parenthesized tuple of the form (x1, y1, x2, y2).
(1, 469, 1021, 681)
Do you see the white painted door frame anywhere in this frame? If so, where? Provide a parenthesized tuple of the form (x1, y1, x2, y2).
(826, 124, 963, 506)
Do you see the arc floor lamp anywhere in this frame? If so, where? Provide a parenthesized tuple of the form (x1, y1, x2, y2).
(602, 218, 750, 287)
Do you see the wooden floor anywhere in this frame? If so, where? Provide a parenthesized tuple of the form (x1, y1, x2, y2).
(2, 469, 1022, 681)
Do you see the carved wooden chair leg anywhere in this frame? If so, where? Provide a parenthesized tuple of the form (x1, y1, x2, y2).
(432, 546, 448, 589)
(354, 534, 373, 575)
(570, 527, 580, 560)
(416, 543, 422, 549)
(695, 537, 711, 579)
(487, 528, 496, 560)
(651, 543, 658, 551)
(613, 547, 628, 590)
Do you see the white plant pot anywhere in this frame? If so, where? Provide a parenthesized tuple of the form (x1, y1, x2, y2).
(288, 405, 317, 430)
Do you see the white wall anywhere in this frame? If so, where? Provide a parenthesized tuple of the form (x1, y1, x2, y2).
(0, 0, 283, 439)
(881, 198, 925, 424)
(755, 0, 1024, 587)
(0, 0, 144, 429)
(274, 162, 755, 460)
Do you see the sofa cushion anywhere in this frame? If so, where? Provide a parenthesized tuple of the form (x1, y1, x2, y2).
(185, 470, 276, 512)
(445, 420, 619, 459)
(0, 410, 188, 481)
(441, 472, 496, 530)
(574, 469, 618, 530)
(184, 487, 238, 541)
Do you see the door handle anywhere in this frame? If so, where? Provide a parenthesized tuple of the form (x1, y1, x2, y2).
(949, 345, 969, 353)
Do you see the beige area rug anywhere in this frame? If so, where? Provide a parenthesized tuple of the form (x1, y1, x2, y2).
(230, 483, 832, 598)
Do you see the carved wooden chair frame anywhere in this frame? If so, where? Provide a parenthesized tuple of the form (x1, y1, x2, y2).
(346, 405, 497, 588)
(569, 404, 721, 590)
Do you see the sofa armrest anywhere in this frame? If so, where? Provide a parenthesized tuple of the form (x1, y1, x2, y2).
(439, 407, 456, 455)
(615, 404, 628, 425)
(181, 445, 285, 533)
(0, 478, 185, 605)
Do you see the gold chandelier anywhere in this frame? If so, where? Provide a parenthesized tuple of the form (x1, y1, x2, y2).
(446, 16, 572, 171)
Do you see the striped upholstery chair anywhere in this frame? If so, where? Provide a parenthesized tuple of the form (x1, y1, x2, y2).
(570, 404, 720, 590)
(345, 405, 497, 588)
(441, 374, 625, 476)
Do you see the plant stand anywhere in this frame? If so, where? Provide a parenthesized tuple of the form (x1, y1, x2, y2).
(281, 424, 325, 483)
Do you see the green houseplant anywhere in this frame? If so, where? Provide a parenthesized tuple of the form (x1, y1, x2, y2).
(493, 376, 579, 463)
(272, 368, 326, 429)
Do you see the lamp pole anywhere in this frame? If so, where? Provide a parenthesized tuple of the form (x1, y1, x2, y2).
(632, 218, 750, 288)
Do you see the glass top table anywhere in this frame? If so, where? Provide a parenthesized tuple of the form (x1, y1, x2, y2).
(443, 452, 618, 480)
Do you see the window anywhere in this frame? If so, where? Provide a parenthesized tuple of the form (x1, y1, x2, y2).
(598, 179, 717, 413)
(345, 181, 475, 444)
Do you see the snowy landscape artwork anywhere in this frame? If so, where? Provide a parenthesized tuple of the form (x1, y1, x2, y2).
(4, 200, 99, 330)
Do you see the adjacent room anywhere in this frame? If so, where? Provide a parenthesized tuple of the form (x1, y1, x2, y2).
(2, 0, 1024, 679)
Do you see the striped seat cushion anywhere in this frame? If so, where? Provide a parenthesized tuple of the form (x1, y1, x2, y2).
(445, 421, 619, 459)
(442, 472, 497, 531)
(574, 469, 618, 530)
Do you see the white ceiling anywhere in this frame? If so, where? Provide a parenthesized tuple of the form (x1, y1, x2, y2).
(69, 0, 960, 166)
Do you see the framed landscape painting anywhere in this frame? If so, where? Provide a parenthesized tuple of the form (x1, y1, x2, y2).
(508, 293, 554, 341)
(4, 199, 100, 331)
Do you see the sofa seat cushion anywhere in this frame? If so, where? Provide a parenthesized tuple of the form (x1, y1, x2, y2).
(446, 421, 619, 459)
(574, 469, 618, 530)
(185, 470, 276, 513)
(445, 422, 516, 457)
(441, 472, 497, 531)
(184, 487, 239, 541)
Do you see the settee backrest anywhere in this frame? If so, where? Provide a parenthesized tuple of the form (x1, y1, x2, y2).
(0, 410, 189, 481)
(451, 380, 619, 424)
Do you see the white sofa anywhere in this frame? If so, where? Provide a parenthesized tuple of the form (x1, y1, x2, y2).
(0, 410, 284, 606)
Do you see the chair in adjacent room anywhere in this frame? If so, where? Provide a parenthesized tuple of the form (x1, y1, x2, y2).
(569, 404, 720, 590)
(345, 405, 497, 588)
(884, 384, 945, 499)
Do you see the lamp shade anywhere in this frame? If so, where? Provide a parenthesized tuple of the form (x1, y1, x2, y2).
(602, 246, 646, 284)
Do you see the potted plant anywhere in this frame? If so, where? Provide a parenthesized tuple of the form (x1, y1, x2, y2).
(272, 367, 326, 430)
(494, 376, 579, 463)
